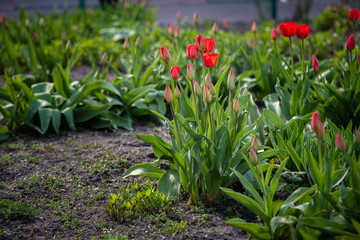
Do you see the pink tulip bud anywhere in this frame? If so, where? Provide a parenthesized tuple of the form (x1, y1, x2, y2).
(312, 54, 320, 73)
(169, 24, 174, 36)
(346, 35, 355, 51)
(203, 85, 211, 103)
(160, 46, 171, 62)
(336, 134, 346, 152)
(227, 69, 235, 90)
(355, 129, 360, 144)
(165, 85, 173, 103)
(271, 29, 278, 40)
(100, 52, 108, 65)
(194, 12, 199, 26)
(135, 36, 141, 47)
(251, 21, 256, 32)
(248, 38, 253, 49)
(212, 22, 218, 34)
(249, 147, 259, 165)
(311, 112, 325, 138)
(233, 98, 240, 114)
(223, 19, 229, 31)
(252, 136, 259, 152)
(187, 62, 195, 81)
(175, 26, 179, 38)
(176, 11, 182, 22)
(175, 85, 180, 99)
(194, 80, 201, 96)
(0, 14, 8, 27)
(124, 38, 130, 49)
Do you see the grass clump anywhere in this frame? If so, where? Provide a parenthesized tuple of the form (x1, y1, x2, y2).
(0, 199, 41, 220)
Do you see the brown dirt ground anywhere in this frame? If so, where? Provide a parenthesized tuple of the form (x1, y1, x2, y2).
(0, 123, 251, 240)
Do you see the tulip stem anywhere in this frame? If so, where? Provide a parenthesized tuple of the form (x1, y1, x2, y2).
(191, 81, 199, 125)
(198, 96, 207, 132)
(170, 103, 182, 150)
(230, 90, 234, 127)
(232, 112, 238, 145)
(301, 39, 305, 80)
(349, 51, 353, 87)
(317, 138, 323, 171)
(289, 37, 294, 90)
(207, 102, 214, 141)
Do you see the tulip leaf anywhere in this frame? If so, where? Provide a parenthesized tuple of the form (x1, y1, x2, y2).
(225, 218, 271, 240)
(157, 169, 181, 199)
(122, 163, 165, 179)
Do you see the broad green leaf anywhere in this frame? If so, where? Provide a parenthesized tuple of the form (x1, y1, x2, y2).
(225, 218, 271, 240)
(122, 163, 165, 179)
(157, 169, 181, 199)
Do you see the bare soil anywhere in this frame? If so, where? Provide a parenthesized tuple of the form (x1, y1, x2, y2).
(0, 123, 250, 240)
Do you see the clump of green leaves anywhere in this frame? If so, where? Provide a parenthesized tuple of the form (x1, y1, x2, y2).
(0, 199, 41, 220)
(105, 182, 171, 222)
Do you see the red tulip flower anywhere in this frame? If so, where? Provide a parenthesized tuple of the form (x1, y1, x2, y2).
(271, 29, 278, 40)
(187, 44, 198, 60)
(279, 22, 298, 37)
(203, 53, 219, 68)
(176, 11, 182, 22)
(312, 54, 320, 73)
(296, 24, 310, 39)
(195, 34, 205, 52)
(170, 66, 180, 80)
(346, 35, 355, 51)
(349, 9, 360, 22)
(251, 21, 256, 32)
(204, 38, 215, 53)
(161, 46, 171, 62)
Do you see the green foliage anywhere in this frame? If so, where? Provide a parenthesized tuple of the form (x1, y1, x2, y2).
(105, 182, 171, 223)
(0, 199, 41, 220)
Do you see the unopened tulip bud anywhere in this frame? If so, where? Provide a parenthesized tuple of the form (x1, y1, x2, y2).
(175, 26, 179, 38)
(170, 66, 180, 81)
(203, 85, 211, 103)
(0, 14, 8, 27)
(194, 12, 199, 26)
(39, 18, 44, 27)
(233, 98, 240, 114)
(124, 38, 130, 49)
(154, 49, 160, 59)
(195, 34, 205, 52)
(175, 85, 180, 99)
(336, 134, 346, 152)
(25, 19, 30, 28)
(160, 46, 171, 62)
(227, 69, 235, 90)
(242, 88, 248, 95)
(223, 19, 229, 31)
(346, 35, 355, 51)
(100, 52, 108, 65)
(194, 80, 201, 96)
(66, 40, 71, 51)
(124, 0, 129, 9)
(209, 81, 216, 95)
(72, 25, 78, 32)
(271, 29, 278, 40)
(355, 129, 360, 144)
(248, 38, 253, 49)
(251, 21, 256, 32)
(176, 11, 182, 22)
(165, 85, 173, 103)
(86, 8, 92, 15)
(311, 112, 325, 138)
(252, 136, 259, 152)
(312, 54, 320, 73)
(168, 24, 174, 36)
(135, 36, 141, 47)
(187, 62, 195, 80)
(205, 73, 210, 86)
(249, 147, 259, 166)
(212, 22, 218, 34)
